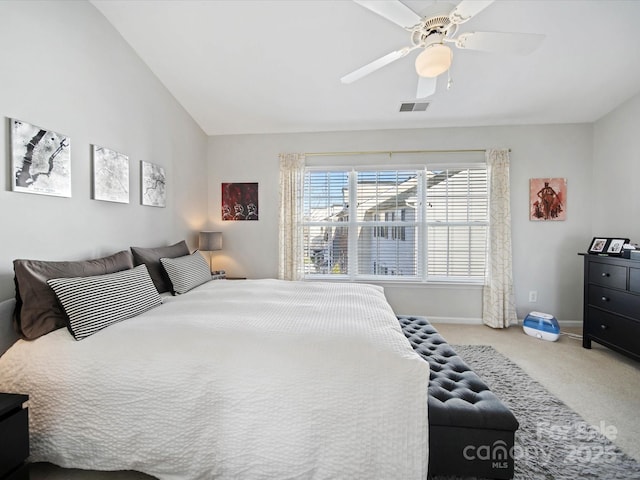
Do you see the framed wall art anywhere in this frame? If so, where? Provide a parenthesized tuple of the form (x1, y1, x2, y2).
(92, 145, 129, 203)
(141, 161, 166, 207)
(221, 182, 258, 221)
(11, 118, 71, 197)
(530, 178, 566, 221)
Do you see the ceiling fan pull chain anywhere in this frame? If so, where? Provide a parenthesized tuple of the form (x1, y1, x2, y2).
(447, 70, 453, 90)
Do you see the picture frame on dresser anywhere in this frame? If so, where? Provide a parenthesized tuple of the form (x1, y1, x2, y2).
(588, 237, 608, 254)
(587, 237, 629, 256)
(606, 238, 628, 256)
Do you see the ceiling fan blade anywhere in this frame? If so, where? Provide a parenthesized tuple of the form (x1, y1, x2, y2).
(341, 47, 415, 84)
(449, 0, 495, 24)
(454, 31, 545, 55)
(353, 0, 422, 28)
(416, 76, 437, 99)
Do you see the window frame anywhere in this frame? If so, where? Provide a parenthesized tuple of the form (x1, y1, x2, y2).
(302, 162, 487, 284)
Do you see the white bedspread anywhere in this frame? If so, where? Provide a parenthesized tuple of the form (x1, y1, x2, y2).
(0, 279, 429, 480)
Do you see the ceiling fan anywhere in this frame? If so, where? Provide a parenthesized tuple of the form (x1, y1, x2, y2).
(341, 0, 545, 99)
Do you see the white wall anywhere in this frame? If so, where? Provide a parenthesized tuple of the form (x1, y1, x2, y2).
(0, 1, 208, 299)
(593, 92, 640, 242)
(2, 1, 634, 326)
(208, 124, 593, 322)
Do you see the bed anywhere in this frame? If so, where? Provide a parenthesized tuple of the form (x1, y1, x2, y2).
(0, 274, 430, 479)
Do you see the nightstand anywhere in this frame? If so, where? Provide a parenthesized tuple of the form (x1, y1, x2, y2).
(0, 393, 29, 480)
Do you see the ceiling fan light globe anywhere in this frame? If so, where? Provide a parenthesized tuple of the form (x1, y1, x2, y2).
(415, 44, 452, 78)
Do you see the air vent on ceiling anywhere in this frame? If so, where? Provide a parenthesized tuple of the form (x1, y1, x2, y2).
(399, 102, 429, 112)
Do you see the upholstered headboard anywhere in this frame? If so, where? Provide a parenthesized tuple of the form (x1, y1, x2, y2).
(0, 298, 19, 357)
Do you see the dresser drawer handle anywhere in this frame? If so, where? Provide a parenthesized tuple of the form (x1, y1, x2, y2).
(601, 272, 610, 278)
(601, 296, 610, 302)
(600, 324, 608, 330)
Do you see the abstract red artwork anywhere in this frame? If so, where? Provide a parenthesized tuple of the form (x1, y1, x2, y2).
(221, 182, 258, 221)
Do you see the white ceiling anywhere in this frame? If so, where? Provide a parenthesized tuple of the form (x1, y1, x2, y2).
(91, 0, 640, 136)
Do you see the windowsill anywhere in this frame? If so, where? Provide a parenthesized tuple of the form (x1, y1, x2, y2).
(373, 280, 483, 289)
(303, 276, 484, 288)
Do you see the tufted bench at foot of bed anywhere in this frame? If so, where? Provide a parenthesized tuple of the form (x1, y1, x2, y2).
(397, 315, 519, 480)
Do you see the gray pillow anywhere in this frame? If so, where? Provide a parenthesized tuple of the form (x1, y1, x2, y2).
(48, 265, 162, 340)
(130, 241, 190, 293)
(13, 250, 134, 340)
(160, 252, 212, 294)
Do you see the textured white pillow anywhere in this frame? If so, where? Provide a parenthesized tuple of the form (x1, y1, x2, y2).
(47, 265, 162, 340)
(160, 252, 212, 294)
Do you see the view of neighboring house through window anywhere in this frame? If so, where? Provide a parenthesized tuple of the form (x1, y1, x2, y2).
(302, 164, 488, 282)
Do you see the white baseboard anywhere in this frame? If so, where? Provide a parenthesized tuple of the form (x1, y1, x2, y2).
(557, 320, 583, 328)
(416, 316, 583, 328)
(427, 316, 483, 325)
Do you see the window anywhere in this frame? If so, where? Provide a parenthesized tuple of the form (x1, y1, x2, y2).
(302, 165, 487, 282)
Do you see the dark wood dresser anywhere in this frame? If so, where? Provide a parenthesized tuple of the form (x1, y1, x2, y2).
(581, 253, 640, 361)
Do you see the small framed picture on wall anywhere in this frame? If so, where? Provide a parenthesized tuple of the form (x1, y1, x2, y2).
(221, 182, 258, 221)
(530, 178, 566, 221)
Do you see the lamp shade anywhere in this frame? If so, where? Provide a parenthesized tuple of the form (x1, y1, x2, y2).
(199, 231, 222, 251)
(415, 43, 452, 78)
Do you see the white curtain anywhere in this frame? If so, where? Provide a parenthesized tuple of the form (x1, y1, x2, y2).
(278, 153, 305, 280)
(482, 149, 517, 328)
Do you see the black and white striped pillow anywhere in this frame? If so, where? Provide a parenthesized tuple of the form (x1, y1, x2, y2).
(160, 252, 212, 294)
(47, 265, 162, 340)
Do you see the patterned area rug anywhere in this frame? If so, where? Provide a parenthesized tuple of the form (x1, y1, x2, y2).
(432, 345, 640, 480)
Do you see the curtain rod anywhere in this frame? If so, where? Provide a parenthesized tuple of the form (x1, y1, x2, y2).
(303, 148, 509, 157)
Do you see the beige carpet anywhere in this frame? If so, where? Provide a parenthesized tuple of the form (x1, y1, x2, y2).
(434, 344, 640, 479)
(28, 323, 640, 479)
(433, 323, 640, 463)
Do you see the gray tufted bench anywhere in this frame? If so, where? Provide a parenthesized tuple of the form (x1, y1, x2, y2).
(398, 315, 519, 480)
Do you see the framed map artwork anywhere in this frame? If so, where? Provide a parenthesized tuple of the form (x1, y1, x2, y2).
(141, 161, 166, 207)
(11, 118, 71, 197)
(92, 145, 129, 203)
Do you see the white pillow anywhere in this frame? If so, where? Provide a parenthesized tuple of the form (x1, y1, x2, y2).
(47, 265, 162, 340)
(160, 252, 212, 294)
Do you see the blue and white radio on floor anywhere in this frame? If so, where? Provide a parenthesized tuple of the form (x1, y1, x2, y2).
(523, 311, 560, 342)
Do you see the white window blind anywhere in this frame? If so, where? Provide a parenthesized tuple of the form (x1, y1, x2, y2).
(426, 167, 488, 279)
(356, 170, 419, 277)
(302, 164, 487, 282)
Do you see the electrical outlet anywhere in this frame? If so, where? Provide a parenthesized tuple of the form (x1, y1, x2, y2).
(529, 291, 538, 303)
